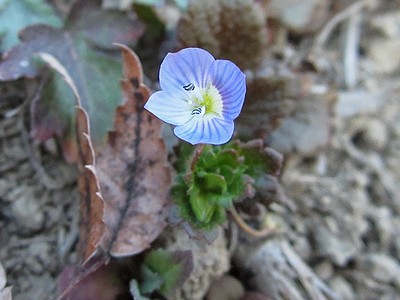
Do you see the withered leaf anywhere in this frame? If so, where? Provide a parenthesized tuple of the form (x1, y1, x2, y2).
(76, 107, 106, 264)
(0, 0, 145, 160)
(58, 258, 125, 300)
(235, 139, 291, 209)
(37, 53, 105, 264)
(97, 44, 172, 257)
(39, 44, 171, 260)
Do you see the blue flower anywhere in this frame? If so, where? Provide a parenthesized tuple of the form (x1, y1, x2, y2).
(144, 48, 246, 145)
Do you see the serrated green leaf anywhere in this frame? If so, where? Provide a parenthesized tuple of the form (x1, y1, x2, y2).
(189, 185, 216, 224)
(159, 264, 181, 294)
(233, 140, 282, 177)
(143, 249, 185, 295)
(130, 279, 151, 300)
(215, 149, 241, 168)
(144, 249, 172, 272)
(140, 266, 164, 294)
(173, 143, 245, 228)
(197, 146, 217, 169)
(0, 0, 62, 51)
(219, 165, 235, 183)
(172, 140, 283, 230)
(196, 171, 227, 195)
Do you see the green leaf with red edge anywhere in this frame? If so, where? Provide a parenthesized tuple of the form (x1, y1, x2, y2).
(0, 0, 145, 161)
(0, 0, 62, 52)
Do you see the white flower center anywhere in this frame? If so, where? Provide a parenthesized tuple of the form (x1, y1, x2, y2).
(184, 83, 223, 119)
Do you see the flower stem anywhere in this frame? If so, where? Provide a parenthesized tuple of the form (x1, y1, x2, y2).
(183, 144, 205, 183)
(190, 144, 205, 172)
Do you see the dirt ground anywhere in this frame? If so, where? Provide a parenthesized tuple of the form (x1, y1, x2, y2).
(1, 72, 399, 300)
(1, 2, 400, 300)
(0, 80, 80, 299)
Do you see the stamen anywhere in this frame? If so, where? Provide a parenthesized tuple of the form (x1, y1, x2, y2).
(191, 107, 204, 115)
(183, 83, 195, 91)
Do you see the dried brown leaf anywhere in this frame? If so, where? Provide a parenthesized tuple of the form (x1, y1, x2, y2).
(58, 257, 112, 300)
(37, 53, 106, 264)
(76, 107, 106, 264)
(39, 44, 171, 261)
(98, 44, 172, 257)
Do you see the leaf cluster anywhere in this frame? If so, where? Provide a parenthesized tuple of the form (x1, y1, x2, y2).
(133, 249, 192, 298)
(172, 140, 280, 229)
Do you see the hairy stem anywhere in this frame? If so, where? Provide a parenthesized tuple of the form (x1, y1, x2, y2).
(190, 143, 205, 172)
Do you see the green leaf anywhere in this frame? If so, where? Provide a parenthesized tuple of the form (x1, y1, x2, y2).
(142, 249, 192, 296)
(172, 143, 245, 228)
(197, 146, 218, 169)
(233, 140, 283, 177)
(0, 0, 62, 51)
(215, 149, 241, 169)
(0, 0, 145, 159)
(140, 266, 164, 294)
(171, 140, 283, 230)
(196, 171, 227, 195)
(174, 0, 189, 10)
(130, 279, 151, 300)
(160, 265, 181, 294)
(133, 0, 163, 6)
(189, 185, 217, 224)
(144, 249, 173, 274)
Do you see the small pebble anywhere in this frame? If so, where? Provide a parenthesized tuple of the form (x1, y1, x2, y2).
(350, 118, 388, 151)
(10, 187, 44, 236)
(314, 260, 334, 281)
(362, 253, 400, 286)
(207, 275, 245, 300)
(329, 276, 355, 300)
(360, 119, 388, 150)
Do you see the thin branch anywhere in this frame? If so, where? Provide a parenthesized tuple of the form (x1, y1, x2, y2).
(229, 205, 276, 238)
(313, 0, 377, 50)
(343, 12, 362, 89)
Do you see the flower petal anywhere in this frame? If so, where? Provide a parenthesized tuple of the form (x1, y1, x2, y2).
(208, 60, 246, 120)
(159, 48, 215, 95)
(174, 117, 234, 145)
(144, 91, 192, 126)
